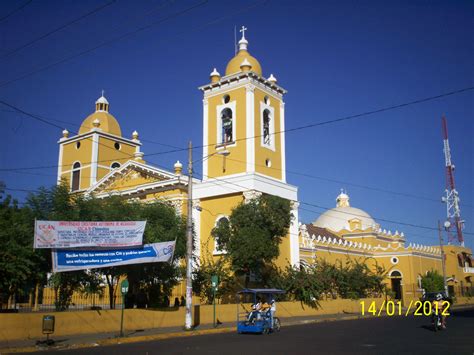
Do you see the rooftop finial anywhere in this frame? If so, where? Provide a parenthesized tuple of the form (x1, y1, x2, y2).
(101, 89, 105, 97)
(238, 25, 248, 51)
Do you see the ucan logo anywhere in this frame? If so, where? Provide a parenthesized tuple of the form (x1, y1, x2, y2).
(37, 223, 56, 244)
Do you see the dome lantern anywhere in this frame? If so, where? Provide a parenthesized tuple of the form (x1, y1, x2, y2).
(336, 189, 350, 207)
(95, 90, 109, 112)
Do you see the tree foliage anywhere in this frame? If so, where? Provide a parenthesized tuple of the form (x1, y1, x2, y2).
(0, 183, 186, 310)
(271, 259, 386, 308)
(421, 270, 444, 293)
(192, 258, 240, 304)
(211, 194, 292, 285)
(0, 196, 40, 307)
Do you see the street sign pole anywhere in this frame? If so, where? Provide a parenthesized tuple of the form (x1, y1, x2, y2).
(211, 275, 218, 328)
(120, 279, 129, 337)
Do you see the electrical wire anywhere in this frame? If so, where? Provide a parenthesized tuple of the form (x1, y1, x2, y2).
(0, 0, 209, 88)
(1, 86, 473, 172)
(1, 0, 117, 59)
(191, 170, 474, 236)
(0, 0, 33, 23)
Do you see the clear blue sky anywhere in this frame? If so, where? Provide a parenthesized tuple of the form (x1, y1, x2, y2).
(1, 0, 473, 249)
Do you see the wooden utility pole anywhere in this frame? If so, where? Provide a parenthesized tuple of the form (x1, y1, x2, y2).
(185, 141, 193, 330)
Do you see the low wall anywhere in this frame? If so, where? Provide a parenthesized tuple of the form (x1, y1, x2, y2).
(1, 297, 472, 342)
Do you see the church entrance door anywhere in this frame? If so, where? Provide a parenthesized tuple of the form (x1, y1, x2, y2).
(391, 278, 402, 300)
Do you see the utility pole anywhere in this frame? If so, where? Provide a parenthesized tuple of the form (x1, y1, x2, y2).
(438, 220, 448, 297)
(185, 141, 193, 330)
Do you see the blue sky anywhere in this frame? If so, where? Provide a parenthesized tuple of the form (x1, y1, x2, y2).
(1, 0, 472, 249)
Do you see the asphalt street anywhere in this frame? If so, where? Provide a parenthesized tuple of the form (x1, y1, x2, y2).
(38, 308, 473, 355)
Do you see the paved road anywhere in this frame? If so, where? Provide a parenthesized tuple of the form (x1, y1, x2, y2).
(40, 308, 473, 355)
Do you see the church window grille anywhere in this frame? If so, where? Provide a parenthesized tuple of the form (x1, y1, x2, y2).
(263, 109, 271, 145)
(71, 162, 81, 191)
(223, 94, 230, 104)
(221, 108, 233, 143)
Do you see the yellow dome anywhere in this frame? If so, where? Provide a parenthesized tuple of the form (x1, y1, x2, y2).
(225, 49, 262, 76)
(79, 111, 122, 136)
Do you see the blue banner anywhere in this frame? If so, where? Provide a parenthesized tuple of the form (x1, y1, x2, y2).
(52, 241, 175, 272)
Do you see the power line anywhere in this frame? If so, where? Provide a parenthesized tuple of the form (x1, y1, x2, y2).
(0, 99, 146, 167)
(0, 0, 32, 23)
(1, 0, 116, 59)
(1, 86, 473, 172)
(222, 156, 474, 209)
(191, 170, 474, 237)
(297, 205, 445, 243)
(0, 0, 209, 88)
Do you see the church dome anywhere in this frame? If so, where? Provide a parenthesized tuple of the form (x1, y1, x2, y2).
(225, 26, 262, 76)
(312, 191, 377, 232)
(79, 93, 122, 136)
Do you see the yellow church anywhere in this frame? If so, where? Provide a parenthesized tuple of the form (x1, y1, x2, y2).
(56, 28, 473, 305)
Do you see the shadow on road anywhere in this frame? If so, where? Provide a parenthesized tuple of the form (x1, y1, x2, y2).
(419, 324, 435, 333)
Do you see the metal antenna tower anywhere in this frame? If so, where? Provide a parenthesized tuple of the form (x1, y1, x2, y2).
(441, 115, 465, 246)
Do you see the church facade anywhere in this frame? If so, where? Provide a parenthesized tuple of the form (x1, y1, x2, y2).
(56, 28, 473, 304)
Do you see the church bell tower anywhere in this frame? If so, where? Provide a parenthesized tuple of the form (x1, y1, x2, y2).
(195, 27, 299, 267)
(199, 26, 287, 182)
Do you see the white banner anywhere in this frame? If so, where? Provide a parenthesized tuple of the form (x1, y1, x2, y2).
(52, 241, 176, 272)
(34, 221, 146, 249)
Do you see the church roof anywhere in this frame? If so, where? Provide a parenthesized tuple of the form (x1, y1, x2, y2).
(304, 224, 343, 242)
(312, 191, 377, 232)
(79, 111, 122, 136)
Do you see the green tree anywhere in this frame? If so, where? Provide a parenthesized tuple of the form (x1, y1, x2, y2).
(421, 270, 444, 293)
(211, 194, 292, 286)
(0, 196, 39, 308)
(192, 258, 239, 304)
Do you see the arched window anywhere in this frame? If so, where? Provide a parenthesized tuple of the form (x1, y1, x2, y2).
(221, 108, 233, 143)
(389, 270, 402, 278)
(458, 254, 464, 267)
(71, 162, 81, 191)
(214, 216, 229, 254)
(263, 109, 271, 145)
(111, 162, 121, 169)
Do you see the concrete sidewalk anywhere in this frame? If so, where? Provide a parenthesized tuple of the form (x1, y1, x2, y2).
(1, 304, 472, 354)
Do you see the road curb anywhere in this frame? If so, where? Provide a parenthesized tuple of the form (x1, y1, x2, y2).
(1, 306, 473, 354)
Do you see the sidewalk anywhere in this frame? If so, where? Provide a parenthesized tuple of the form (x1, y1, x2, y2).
(1, 304, 472, 354)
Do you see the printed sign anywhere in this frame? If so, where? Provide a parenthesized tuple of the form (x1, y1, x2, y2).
(52, 241, 176, 272)
(34, 221, 146, 249)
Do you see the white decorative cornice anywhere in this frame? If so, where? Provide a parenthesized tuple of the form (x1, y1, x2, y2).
(243, 189, 262, 203)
